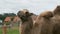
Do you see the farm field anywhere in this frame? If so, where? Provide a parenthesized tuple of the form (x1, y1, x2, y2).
(0, 27, 19, 34)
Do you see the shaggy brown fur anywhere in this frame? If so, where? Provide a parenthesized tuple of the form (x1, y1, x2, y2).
(18, 6, 60, 34)
(54, 5, 60, 15)
(32, 6, 60, 34)
(52, 5, 60, 34)
(30, 11, 54, 34)
(17, 9, 33, 34)
(35, 11, 53, 26)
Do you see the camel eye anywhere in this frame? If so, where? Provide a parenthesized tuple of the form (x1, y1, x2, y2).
(25, 12, 29, 14)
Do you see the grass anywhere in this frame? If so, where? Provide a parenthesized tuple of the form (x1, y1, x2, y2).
(0, 27, 19, 34)
(0, 28, 2, 34)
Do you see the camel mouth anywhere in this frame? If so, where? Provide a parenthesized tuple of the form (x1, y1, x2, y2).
(20, 15, 28, 23)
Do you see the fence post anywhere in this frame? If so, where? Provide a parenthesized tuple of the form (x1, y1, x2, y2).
(2, 24, 7, 34)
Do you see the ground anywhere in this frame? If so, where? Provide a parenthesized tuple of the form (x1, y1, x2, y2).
(0, 27, 19, 34)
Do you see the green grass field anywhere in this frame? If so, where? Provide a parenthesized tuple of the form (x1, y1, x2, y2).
(0, 28, 2, 34)
(0, 27, 19, 34)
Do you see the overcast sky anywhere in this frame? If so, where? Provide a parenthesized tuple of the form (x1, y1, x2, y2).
(0, 0, 60, 15)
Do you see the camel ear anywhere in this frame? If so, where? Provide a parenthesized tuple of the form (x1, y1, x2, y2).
(25, 12, 32, 17)
(40, 11, 53, 19)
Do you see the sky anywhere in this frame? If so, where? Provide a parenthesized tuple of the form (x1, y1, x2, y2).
(0, 0, 60, 15)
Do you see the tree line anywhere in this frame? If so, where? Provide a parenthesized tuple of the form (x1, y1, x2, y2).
(0, 13, 16, 23)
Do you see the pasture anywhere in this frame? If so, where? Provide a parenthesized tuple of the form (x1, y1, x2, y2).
(0, 26, 19, 34)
